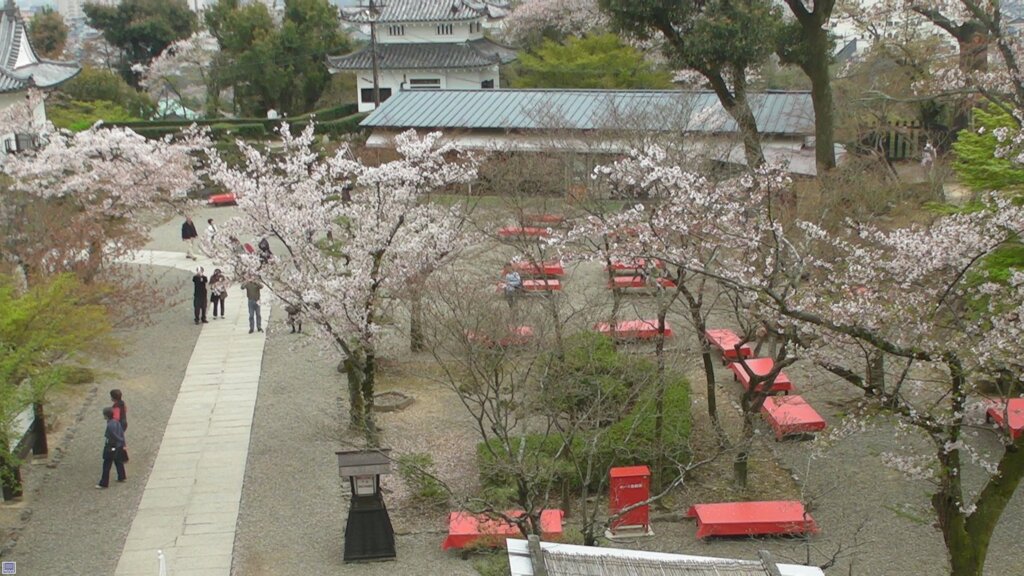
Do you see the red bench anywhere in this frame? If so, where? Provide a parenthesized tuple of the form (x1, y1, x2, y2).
(207, 192, 237, 206)
(511, 260, 565, 277)
(686, 501, 818, 539)
(704, 328, 754, 365)
(608, 275, 676, 290)
(442, 509, 563, 550)
(728, 358, 793, 394)
(605, 258, 664, 274)
(466, 325, 535, 348)
(761, 395, 826, 441)
(522, 214, 566, 226)
(986, 398, 1024, 440)
(498, 279, 562, 293)
(594, 319, 673, 341)
(498, 226, 550, 238)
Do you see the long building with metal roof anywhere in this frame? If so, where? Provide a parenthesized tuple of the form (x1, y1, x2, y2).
(359, 88, 835, 176)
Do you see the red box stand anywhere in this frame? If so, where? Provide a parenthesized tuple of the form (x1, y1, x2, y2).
(704, 328, 754, 365)
(608, 466, 652, 537)
(986, 398, 1024, 440)
(761, 395, 826, 441)
(511, 260, 565, 277)
(686, 501, 818, 539)
(608, 275, 677, 290)
(605, 258, 665, 274)
(498, 226, 550, 238)
(207, 192, 237, 206)
(728, 358, 794, 394)
(442, 509, 563, 550)
(594, 319, 673, 341)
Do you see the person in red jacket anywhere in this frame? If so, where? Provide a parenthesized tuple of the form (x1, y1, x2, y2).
(110, 389, 127, 432)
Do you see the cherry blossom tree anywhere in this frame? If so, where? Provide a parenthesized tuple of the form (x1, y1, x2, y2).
(136, 30, 219, 116)
(204, 126, 477, 441)
(502, 0, 608, 48)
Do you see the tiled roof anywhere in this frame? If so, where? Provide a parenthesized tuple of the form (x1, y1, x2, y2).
(328, 38, 516, 71)
(0, 1, 80, 93)
(341, 0, 509, 23)
(361, 89, 816, 136)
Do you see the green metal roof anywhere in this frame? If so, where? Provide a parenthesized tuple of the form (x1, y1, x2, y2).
(360, 89, 815, 135)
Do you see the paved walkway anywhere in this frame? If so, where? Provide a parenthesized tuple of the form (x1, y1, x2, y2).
(114, 250, 271, 576)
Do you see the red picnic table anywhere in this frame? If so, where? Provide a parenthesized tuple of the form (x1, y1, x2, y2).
(594, 319, 673, 341)
(986, 398, 1024, 440)
(511, 260, 565, 277)
(608, 275, 677, 290)
(442, 509, 563, 550)
(686, 501, 818, 539)
(728, 358, 794, 394)
(207, 192, 237, 206)
(466, 325, 535, 348)
(761, 395, 826, 441)
(704, 328, 754, 364)
(605, 258, 664, 275)
(498, 226, 550, 238)
(522, 213, 566, 226)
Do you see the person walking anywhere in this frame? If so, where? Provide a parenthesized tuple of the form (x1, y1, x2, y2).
(110, 389, 127, 432)
(210, 269, 228, 319)
(206, 218, 217, 241)
(502, 263, 523, 308)
(193, 267, 209, 324)
(242, 279, 262, 333)
(97, 407, 126, 488)
(182, 216, 198, 260)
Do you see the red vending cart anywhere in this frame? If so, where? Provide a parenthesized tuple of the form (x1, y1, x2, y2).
(607, 465, 653, 537)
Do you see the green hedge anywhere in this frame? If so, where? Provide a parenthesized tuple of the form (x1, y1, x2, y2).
(209, 123, 267, 139)
(476, 373, 691, 498)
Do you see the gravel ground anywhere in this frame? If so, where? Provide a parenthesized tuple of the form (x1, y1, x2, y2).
(0, 267, 200, 575)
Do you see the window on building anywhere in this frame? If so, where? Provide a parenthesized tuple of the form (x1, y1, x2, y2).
(408, 78, 441, 90)
(437, 23, 453, 35)
(388, 25, 405, 36)
(5, 134, 38, 154)
(469, 22, 480, 34)
(360, 87, 393, 104)
(481, 79, 494, 89)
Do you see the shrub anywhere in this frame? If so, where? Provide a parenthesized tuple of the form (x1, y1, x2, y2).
(396, 452, 448, 506)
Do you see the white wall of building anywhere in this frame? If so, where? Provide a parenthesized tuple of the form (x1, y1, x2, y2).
(0, 91, 46, 159)
(354, 65, 499, 112)
(378, 21, 483, 44)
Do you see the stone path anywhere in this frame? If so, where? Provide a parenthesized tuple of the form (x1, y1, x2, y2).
(113, 250, 270, 576)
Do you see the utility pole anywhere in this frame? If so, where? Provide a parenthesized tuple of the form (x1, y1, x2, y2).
(368, 0, 381, 109)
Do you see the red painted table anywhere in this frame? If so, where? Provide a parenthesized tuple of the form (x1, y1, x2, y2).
(208, 192, 237, 206)
(986, 398, 1024, 440)
(729, 358, 794, 394)
(498, 226, 550, 238)
(466, 325, 535, 348)
(608, 275, 676, 290)
(511, 260, 565, 277)
(704, 328, 754, 364)
(686, 501, 818, 539)
(522, 214, 566, 226)
(761, 395, 826, 440)
(605, 258, 665, 274)
(442, 509, 563, 550)
(594, 319, 673, 341)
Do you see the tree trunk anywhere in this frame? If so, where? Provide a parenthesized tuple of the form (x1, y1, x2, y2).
(707, 69, 765, 169)
(803, 29, 836, 172)
(31, 402, 48, 456)
(866, 350, 885, 398)
(652, 311, 668, 490)
(409, 292, 425, 353)
(362, 353, 379, 446)
(733, 411, 755, 490)
(343, 354, 366, 432)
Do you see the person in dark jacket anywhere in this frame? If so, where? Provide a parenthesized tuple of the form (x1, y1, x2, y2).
(97, 407, 126, 488)
(193, 267, 209, 324)
(182, 216, 199, 260)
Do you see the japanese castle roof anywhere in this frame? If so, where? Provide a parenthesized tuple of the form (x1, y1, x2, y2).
(361, 89, 815, 136)
(328, 37, 517, 71)
(0, 0, 80, 93)
(341, 0, 509, 23)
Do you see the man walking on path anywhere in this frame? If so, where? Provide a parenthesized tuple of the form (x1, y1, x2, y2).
(243, 279, 262, 333)
(182, 216, 198, 260)
(97, 407, 126, 488)
(193, 267, 209, 325)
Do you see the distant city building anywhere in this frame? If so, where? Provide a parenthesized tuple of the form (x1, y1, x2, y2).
(1, 0, 81, 154)
(328, 0, 516, 113)
(56, 0, 116, 23)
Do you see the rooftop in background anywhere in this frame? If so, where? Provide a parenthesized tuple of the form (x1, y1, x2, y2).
(1, 0, 80, 93)
(360, 89, 816, 136)
(340, 0, 509, 23)
(328, 38, 516, 71)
